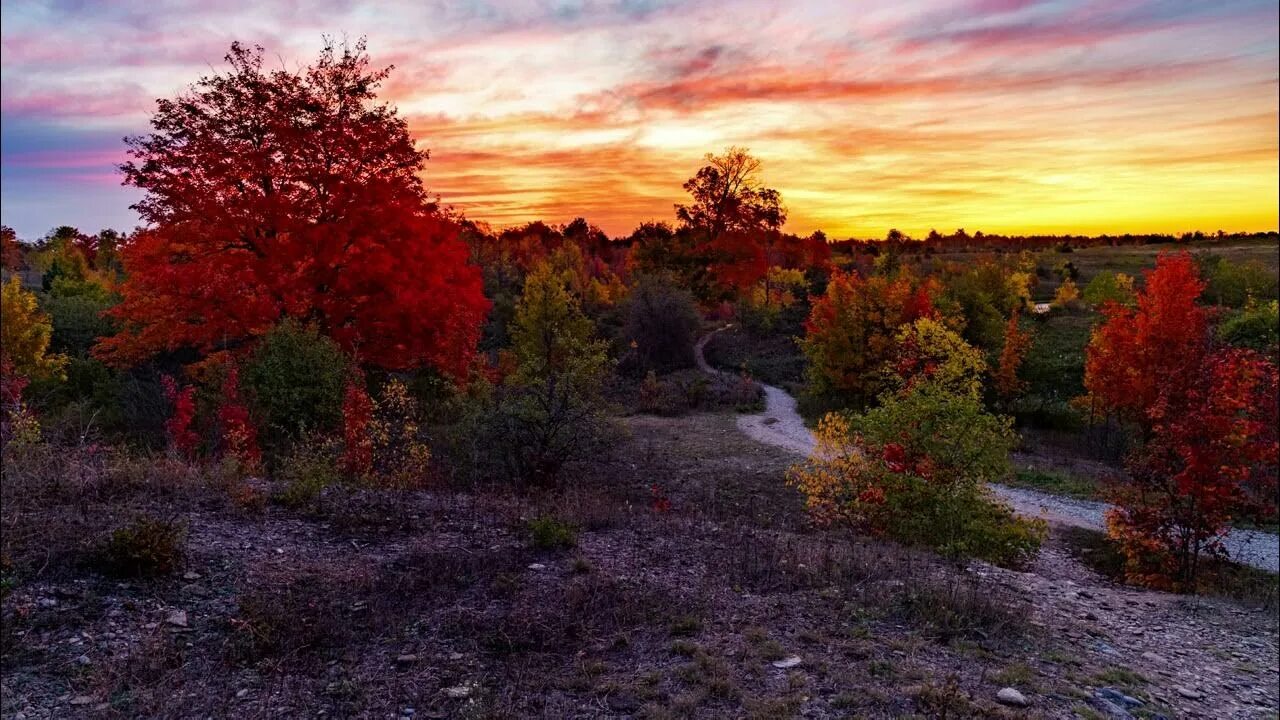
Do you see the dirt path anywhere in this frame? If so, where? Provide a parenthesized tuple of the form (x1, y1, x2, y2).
(694, 329, 1279, 574)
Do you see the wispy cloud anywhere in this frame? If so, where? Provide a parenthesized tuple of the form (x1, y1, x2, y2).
(1, 0, 1275, 238)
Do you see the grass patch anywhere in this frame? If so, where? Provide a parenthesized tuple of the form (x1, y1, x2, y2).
(527, 515, 577, 550)
(1004, 469, 1101, 501)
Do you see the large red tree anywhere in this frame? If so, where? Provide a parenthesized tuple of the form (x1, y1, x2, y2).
(95, 40, 488, 376)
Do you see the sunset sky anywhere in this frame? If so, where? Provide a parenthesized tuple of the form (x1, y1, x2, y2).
(1, 0, 1277, 241)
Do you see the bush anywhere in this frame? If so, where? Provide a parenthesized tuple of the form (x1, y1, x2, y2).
(243, 320, 348, 449)
(276, 433, 342, 507)
(528, 515, 577, 550)
(1205, 258, 1278, 308)
(1218, 300, 1279, 353)
(99, 515, 187, 577)
(788, 386, 1044, 567)
(622, 278, 701, 373)
(480, 261, 613, 487)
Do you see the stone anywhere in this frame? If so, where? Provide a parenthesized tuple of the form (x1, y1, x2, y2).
(69, 696, 96, 706)
(395, 654, 417, 665)
(236, 689, 250, 699)
(996, 688, 1030, 707)
(1097, 687, 1143, 709)
(165, 610, 189, 628)
(444, 685, 472, 699)
(772, 655, 803, 669)
(75, 654, 90, 666)
(527, 563, 546, 570)
(182, 571, 202, 580)
(1175, 686, 1204, 700)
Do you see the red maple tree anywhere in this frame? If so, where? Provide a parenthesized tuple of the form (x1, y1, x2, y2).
(1084, 252, 1207, 425)
(1086, 252, 1279, 586)
(94, 40, 488, 376)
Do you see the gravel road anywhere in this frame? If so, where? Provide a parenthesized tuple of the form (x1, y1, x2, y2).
(695, 328, 1279, 573)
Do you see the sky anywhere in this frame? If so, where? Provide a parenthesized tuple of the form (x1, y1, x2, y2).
(1, 0, 1277, 241)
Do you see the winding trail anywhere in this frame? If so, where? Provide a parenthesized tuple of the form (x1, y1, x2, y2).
(695, 327, 1279, 573)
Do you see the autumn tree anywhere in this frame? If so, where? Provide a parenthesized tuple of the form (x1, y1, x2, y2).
(994, 311, 1033, 402)
(1, 278, 67, 381)
(882, 318, 987, 401)
(800, 270, 942, 408)
(94, 40, 488, 376)
(482, 261, 612, 487)
(1084, 253, 1207, 425)
(675, 147, 785, 298)
(1, 226, 22, 271)
(1085, 252, 1279, 587)
(675, 146, 785, 244)
(1107, 349, 1278, 587)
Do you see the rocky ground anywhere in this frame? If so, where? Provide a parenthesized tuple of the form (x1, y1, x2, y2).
(2, 409, 1277, 719)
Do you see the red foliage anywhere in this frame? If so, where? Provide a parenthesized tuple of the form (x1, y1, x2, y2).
(94, 41, 488, 377)
(1085, 252, 1207, 423)
(650, 484, 672, 513)
(340, 377, 374, 477)
(994, 311, 1032, 401)
(0, 353, 26, 408)
(1087, 252, 1279, 586)
(1107, 349, 1279, 587)
(161, 375, 199, 459)
(216, 365, 261, 471)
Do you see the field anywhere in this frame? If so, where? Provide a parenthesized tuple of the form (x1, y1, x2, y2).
(3, 412, 1277, 719)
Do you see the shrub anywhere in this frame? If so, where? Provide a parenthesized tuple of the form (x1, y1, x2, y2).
(1082, 271, 1136, 309)
(481, 261, 613, 487)
(788, 386, 1044, 567)
(1218, 300, 1279, 353)
(276, 433, 342, 507)
(1205, 258, 1278, 308)
(528, 515, 577, 550)
(623, 277, 701, 373)
(243, 320, 348, 448)
(99, 515, 187, 577)
(882, 317, 987, 400)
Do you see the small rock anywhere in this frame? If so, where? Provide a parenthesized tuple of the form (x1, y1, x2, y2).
(1175, 686, 1204, 700)
(772, 655, 803, 669)
(527, 563, 546, 570)
(165, 610, 188, 628)
(75, 654, 90, 666)
(1097, 687, 1143, 709)
(448, 652, 464, 661)
(69, 696, 95, 706)
(235, 689, 250, 699)
(38, 598, 58, 608)
(443, 685, 472, 699)
(182, 571, 202, 580)
(996, 688, 1029, 707)
(395, 654, 417, 665)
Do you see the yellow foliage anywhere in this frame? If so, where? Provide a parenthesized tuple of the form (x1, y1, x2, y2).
(785, 412, 869, 526)
(1, 277, 66, 380)
(1052, 278, 1081, 309)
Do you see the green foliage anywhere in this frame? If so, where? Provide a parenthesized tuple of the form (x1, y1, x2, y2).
(1204, 258, 1278, 308)
(623, 277, 702, 373)
(482, 261, 613, 486)
(1082, 271, 1136, 308)
(855, 388, 1043, 565)
(527, 515, 577, 550)
(42, 279, 119, 357)
(882, 318, 988, 400)
(276, 433, 342, 507)
(1218, 300, 1279, 352)
(790, 385, 1044, 567)
(941, 257, 1031, 352)
(99, 515, 187, 577)
(243, 320, 349, 448)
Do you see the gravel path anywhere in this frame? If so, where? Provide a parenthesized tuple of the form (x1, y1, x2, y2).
(695, 329, 1279, 574)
